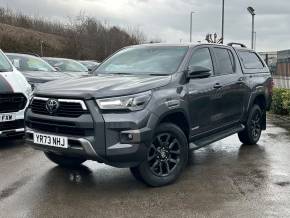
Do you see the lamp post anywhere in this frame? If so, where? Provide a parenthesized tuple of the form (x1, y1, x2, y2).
(40, 40, 44, 57)
(247, 6, 256, 49)
(189, 11, 195, 42)
(254, 31, 257, 50)
(221, 0, 225, 44)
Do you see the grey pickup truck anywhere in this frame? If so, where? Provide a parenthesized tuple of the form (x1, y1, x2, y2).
(25, 42, 273, 187)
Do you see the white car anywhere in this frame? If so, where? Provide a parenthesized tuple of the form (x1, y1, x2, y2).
(0, 50, 31, 138)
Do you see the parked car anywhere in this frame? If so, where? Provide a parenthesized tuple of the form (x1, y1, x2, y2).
(6, 53, 72, 89)
(0, 50, 31, 138)
(43, 57, 89, 77)
(26, 43, 272, 187)
(79, 60, 100, 72)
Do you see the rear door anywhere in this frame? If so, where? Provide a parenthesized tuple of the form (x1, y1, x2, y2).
(210, 46, 248, 129)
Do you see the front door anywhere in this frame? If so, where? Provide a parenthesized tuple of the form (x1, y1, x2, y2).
(187, 47, 217, 137)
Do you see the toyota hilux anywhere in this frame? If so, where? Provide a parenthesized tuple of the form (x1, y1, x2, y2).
(25, 43, 272, 186)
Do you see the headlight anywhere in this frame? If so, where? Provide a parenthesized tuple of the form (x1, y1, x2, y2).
(25, 86, 33, 100)
(96, 91, 152, 111)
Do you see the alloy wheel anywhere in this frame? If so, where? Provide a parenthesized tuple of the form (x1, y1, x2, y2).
(250, 111, 262, 139)
(147, 133, 181, 177)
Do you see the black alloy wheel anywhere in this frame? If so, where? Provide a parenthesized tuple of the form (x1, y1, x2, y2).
(147, 133, 181, 177)
(238, 104, 263, 145)
(130, 123, 188, 187)
(250, 109, 262, 141)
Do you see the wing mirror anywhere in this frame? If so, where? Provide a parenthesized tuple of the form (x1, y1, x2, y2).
(54, 66, 61, 72)
(88, 68, 93, 74)
(187, 66, 211, 79)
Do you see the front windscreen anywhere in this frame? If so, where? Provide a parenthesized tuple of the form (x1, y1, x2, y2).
(8, 55, 57, 72)
(46, 59, 88, 72)
(0, 52, 13, 72)
(96, 46, 188, 75)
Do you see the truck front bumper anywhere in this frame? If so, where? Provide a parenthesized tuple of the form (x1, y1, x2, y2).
(26, 126, 153, 168)
(25, 98, 157, 168)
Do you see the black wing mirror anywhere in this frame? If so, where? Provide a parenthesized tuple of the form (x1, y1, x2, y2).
(88, 68, 93, 74)
(54, 66, 61, 72)
(187, 66, 211, 79)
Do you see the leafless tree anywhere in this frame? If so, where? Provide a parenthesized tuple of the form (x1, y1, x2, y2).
(0, 7, 146, 60)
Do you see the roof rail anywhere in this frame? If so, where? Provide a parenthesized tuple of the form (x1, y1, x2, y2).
(22, 52, 41, 57)
(227, 42, 247, 48)
(10, 52, 40, 57)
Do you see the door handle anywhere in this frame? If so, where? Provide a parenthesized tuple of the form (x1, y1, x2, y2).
(213, 83, 223, 89)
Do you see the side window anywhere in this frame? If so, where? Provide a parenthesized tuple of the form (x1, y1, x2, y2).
(189, 48, 213, 73)
(238, 51, 264, 69)
(214, 48, 235, 75)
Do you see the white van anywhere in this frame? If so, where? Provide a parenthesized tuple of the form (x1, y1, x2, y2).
(0, 50, 31, 137)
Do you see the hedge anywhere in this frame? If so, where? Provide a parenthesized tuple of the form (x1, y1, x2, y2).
(271, 88, 290, 115)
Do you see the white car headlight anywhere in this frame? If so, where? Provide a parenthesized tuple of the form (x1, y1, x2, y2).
(25, 86, 33, 100)
(96, 91, 152, 111)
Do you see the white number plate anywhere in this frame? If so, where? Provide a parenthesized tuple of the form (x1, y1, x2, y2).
(33, 133, 68, 148)
(0, 113, 16, 122)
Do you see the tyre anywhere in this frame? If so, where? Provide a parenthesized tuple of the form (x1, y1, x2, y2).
(238, 104, 263, 145)
(44, 152, 86, 168)
(130, 167, 144, 182)
(130, 123, 188, 187)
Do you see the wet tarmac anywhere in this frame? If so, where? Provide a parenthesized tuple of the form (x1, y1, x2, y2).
(1, 117, 290, 218)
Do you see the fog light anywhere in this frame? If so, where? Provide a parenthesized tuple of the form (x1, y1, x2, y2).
(127, 133, 133, 140)
(120, 132, 134, 143)
(120, 130, 141, 144)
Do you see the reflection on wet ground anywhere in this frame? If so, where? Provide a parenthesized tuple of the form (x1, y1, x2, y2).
(1, 118, 290, 217)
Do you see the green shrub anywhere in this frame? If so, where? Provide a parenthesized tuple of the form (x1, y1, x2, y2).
(282, 91, 290, 113)
(271, 88, 290, 115)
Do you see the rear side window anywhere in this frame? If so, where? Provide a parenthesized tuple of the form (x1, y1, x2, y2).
(238, 51, 264, 69)
(213, 48, 235, 75)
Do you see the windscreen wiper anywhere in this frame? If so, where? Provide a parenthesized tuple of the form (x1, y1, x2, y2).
(148, 73, 170, 76)
(112, 72, 133, 75)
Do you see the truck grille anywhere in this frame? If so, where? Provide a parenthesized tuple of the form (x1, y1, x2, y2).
(0, 120, 24, 131)
(25, 118, 92, 136)
(0, 93, 27, 113)
(30, 98, 88, 118)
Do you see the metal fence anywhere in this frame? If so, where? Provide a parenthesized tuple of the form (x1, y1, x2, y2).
(259, 51, 290, 89)
(273, 76, 290, 89)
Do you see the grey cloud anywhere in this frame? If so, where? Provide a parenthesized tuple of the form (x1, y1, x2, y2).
(0, 0, 289, 51)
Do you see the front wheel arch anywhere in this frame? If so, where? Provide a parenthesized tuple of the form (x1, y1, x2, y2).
(155, 109, 190, 140)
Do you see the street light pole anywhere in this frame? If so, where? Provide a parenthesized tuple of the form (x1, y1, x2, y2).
(251, 16, 255, 49)
(40, 40, 44, 57)
(247, 6, 256, 49)
(221, 0, 225, 44)
(190, 11, 195, 42)
(254, 31, 257, 50)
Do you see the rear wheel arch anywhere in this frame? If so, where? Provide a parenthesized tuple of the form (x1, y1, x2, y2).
(252, 94, 267, 111)
(247, 94, 267, 130)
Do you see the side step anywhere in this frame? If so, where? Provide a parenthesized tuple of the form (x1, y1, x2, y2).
(189, 124, 245, 150)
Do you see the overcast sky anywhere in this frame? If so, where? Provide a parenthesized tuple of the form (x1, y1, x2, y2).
(0, 0, 289, 51)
